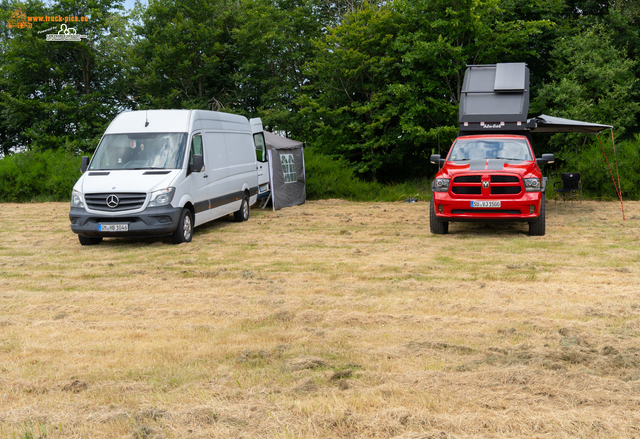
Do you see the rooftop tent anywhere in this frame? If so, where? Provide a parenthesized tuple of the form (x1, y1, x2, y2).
(527, 114, 613, 134)
(459, 63, 530, 134)
(264, 131, 306, 211)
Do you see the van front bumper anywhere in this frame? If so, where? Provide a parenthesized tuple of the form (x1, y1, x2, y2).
(69, 206, 182, 238)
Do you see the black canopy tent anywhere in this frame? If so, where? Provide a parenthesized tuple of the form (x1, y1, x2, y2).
(263, 131, 306, 211)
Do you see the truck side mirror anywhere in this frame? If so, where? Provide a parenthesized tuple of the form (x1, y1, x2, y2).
(430, 154, 446, 165)
(536, 153, 555, 165)
(81, 156, 90, 173)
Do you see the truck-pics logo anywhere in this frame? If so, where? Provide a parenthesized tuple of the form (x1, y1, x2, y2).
(46, 24, 88, 42)
(7, 9, 89, 41)
(7, 9, 32, 28)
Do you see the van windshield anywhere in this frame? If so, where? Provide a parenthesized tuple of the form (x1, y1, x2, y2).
(448, 138, 533, 162)
(89, 133, 187, 170)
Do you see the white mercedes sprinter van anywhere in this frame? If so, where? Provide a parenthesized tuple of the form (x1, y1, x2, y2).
(69, 110, 259, 245)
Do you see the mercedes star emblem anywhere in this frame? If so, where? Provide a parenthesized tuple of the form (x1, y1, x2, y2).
(106, 195, 120, 208)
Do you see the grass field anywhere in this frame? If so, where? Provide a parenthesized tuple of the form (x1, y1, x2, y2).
(1, 199, 639, 439)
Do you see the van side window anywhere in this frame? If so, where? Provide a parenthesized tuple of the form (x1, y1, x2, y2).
(190, 134, 203, 170)
(254, 133, 266, 162)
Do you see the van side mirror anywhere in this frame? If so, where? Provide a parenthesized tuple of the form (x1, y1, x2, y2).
(81, 156, 90, 173)
(430, 154, 446, 165)
(191, 154, 204, 174)
(536, 153, 555, 165)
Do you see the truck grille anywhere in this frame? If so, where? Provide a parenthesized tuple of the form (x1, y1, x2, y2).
(452, 187, 481, 195)
(491, 175, 519, 183)
(454, 176, 481, 183)
(450, 174, 522, 197)
(85, 193, 147, 212)
(491, 186, 521, 195)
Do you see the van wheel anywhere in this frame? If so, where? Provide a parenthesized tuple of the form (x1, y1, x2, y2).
(234, 196, 249, 222)
(529, 197, 546, 236)
(79, 235, 103, 246)
(430, 197, 448, 234)
(172, 208, 193, 244)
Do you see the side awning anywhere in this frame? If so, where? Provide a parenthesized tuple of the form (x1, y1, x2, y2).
(264, 131, 304, 150)
(527, 114, 613, 134)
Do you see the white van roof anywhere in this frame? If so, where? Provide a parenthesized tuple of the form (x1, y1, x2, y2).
(105, 110, 251, 134)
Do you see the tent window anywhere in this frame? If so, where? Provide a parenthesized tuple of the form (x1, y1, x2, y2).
(280, 154, 297, 183)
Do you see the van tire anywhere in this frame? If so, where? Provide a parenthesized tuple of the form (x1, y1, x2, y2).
(234, 196, 249, 222)
(172, 208, 193, 244)
(430, 197, 448, 234)
(79, 235, 103, 246)
(529, 197, 546, 236)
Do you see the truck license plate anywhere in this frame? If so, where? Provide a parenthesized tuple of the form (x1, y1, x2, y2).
(471, 201, 501, 208)
(99, 224, 129, 232)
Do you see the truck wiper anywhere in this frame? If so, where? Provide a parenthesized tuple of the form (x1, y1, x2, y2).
(495, 157, 522, 161)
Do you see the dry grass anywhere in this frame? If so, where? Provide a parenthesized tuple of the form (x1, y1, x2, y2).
(1, 199, 639, 438)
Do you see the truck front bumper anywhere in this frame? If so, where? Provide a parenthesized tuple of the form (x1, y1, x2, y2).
(433, 192, 543, 223)
(69, 206, 182, 238)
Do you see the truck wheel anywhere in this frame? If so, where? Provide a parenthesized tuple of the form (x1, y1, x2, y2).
(430, 197, 448, 234)
(234, 196, 249, 222)
(529, 197, 546, 236)
(172, 208, 193, 244)
(78, 235, 103, 246)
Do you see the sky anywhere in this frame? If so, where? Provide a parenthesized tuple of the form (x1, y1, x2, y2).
(123, 0, 147, 12)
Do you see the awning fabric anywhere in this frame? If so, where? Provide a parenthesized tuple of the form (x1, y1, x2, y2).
(527, 114, 613, 134)
(264, 131, 304, 150)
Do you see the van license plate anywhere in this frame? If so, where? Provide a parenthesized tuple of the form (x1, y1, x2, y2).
(471, 201, 501, 208)
(99, 224, 128, 232)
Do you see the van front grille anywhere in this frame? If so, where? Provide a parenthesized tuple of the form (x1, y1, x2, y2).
(85, 193, 147, 212)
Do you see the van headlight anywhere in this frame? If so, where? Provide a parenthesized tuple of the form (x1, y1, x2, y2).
(148, 187, 175, 207)
(524, 178, 541, 192)
(70, 190, 84, 208)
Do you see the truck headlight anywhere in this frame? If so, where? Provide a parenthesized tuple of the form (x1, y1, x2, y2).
(433, 178, 450, 192)
(148, 187, 175, 207)
(70, 190, 84, 208)
(524, 178, 541, 192)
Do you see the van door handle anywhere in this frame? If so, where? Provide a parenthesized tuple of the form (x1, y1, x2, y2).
(203, 174, 209, 178)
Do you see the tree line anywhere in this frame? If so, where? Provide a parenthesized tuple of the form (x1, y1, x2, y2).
(1, 0, 639, 196)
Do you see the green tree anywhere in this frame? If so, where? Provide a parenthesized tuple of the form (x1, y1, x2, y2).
(0, 0, 133, 155)
(129, 0, 239, 110)
(295, 0, 552, 182)
(532, 25, 639, 157)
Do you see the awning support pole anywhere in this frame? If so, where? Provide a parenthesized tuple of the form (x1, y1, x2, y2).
(598, 131, 625, 221)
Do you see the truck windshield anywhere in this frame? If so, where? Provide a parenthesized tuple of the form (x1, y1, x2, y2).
(448, 138, 533, 162)
(89, 133, 187, 170)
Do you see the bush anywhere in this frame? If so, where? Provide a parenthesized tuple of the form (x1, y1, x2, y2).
(0, 150, 81, 202)
(557, 134, 640, 200)
(304, 147, 431, 202)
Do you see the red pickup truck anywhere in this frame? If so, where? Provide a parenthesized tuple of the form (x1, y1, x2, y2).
(429, 134, 554, 236)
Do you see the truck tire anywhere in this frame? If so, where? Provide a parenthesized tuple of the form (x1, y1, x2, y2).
(430, 197, 448, 234)
(78, 235, 103, 246)
(172, 208, 193, 244)
(234, 195, 249, 222)
(529, 197, 546, 236)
